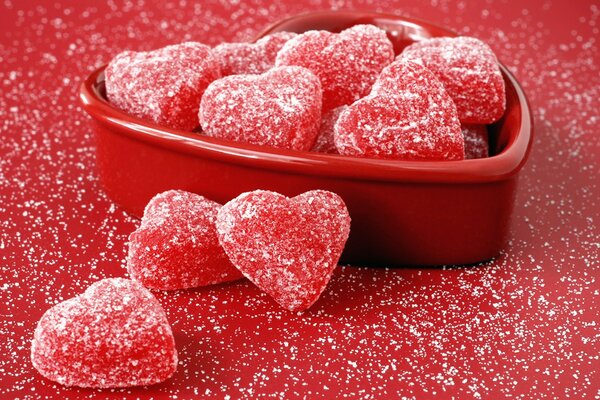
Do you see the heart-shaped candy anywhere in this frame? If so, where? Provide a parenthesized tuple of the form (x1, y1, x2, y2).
(127, 190, 243, 290)
(462, 124, 489, 159)
(334, 60, 465, 160)
(214, 32, 297, 76)
(276, 24, 394, 112)
(30, 278, 177, 388)
(399, 36, 506, 124)
(216, 190, 351, 312)
(311, 106, 347, 154)
(199, 66, 322, 151)
(105, 42, 221, 130)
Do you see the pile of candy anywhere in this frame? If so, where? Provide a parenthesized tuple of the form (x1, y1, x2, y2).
(105, 25, 505, 160)
(32, 25, 507, 389)
(32, 189, 351, 388)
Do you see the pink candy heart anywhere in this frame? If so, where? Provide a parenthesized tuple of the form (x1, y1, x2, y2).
(216, 190, 351, 312)
(200, 66, 322, 151)
(105, 42, 221, 130)
(127, 190, 243, 291)
(400, 36, 506, 124)
(214, 32, 297, 76)
(31, 278, 178, 388)
(276, 24, 394, 112)
(335, 60, 465, 160)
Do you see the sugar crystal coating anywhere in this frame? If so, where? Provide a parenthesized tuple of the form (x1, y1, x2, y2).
(311, 106, 348, 154)
(127, 190, 243, 290)
(462, 124, 490, 159)
(216, 190, 351, 312)
(335, 60, 464, 160)
(214, 32, 297, 76)
(199, 66, 322, 151)
(399, 36, 506, 124)
(30, 278, 178, 388)
(276, 24, 394, 112)
(105, 42, 221, 130)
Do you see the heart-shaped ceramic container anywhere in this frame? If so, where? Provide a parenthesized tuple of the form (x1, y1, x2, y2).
(79, 11, 533, 266)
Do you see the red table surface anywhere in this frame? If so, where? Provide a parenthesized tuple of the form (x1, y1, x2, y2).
(1, 0, 598, 398)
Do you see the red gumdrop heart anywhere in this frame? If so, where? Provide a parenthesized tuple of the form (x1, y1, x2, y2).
(311, 106, 348, 154)
(105, 42, 221, 130)
(216, 190, 351, 312)
(334, 60, 464, 160)
(213, 32, 297, 76)
(30, 278, 177, 388)
(276, 24, 394, 113)
(199, 66, 322, 151)
(399, 36, 506, 124)
(462, 124, 490, 159)
(127, 190, 243, 290)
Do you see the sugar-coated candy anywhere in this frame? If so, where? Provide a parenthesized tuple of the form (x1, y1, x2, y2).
(30, 278, 177, 388)
(216, 190, 351, 312)
(462, 124, 490, 159)
(127, 190, 243, 290)
(276, 25, 394, 112)
(213, 32, 297, 76)
(311, 106, 348, 154)
(399, 36, 506, 124)
(200, 66, 322, 151)
(335, 60, 464, 160)
(105, 42, 221, 130)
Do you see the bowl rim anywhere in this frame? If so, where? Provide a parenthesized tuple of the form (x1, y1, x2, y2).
(79, 10, 533, 184)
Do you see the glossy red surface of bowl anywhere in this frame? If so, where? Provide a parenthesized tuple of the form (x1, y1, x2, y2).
(79, 11, 533, 266)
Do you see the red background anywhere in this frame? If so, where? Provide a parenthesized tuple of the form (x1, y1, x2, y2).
(1, 0, 598, 398)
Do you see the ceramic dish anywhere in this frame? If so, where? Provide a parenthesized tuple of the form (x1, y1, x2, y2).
(79, 10, 533, 266)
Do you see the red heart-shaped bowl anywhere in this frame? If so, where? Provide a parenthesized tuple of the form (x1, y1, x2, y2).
(79, 10, 533, 266)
